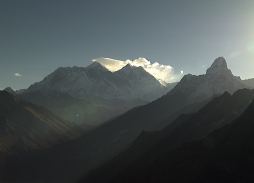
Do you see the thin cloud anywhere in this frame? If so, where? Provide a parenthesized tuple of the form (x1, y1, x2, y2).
(92, 57, 182, 83)
(92, 58, 126, 71)
(14, 73, 21, 77)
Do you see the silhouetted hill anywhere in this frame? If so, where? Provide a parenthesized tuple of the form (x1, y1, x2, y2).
(82, 89, 254, 183)
(0, 92, 215, 183)
(0, 91, 81, 155)
(113, 97, 254, 183)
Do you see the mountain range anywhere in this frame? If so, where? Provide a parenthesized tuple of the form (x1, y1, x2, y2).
(1, 57, 254, 183)
(4, 58, 252, 129)
(5, 62, 178, 128)
(1, 57, 254, 182)
(22, 62, 174, 102)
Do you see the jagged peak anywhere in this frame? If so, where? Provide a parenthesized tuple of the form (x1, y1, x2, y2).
(221, 91, 231, 97)
(121, 63, 134, 69)
(206, 57, 229, 75)
(120, 64, 145, 71)
(4, 87, 14, 92)
(118, 64, 153, 78)
(3, 87, 16, 95)
(86, 62, 109, 71)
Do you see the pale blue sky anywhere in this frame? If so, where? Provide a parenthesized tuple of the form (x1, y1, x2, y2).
(1, 0, 254, 90)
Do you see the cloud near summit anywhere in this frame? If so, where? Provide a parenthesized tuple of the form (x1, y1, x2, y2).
(92, 57, 182, 83)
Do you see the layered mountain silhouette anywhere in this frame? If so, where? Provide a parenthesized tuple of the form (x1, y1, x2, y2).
(107, 94, 254, 183)
(82, 88, 254, 183)
(1, 57, 251, 183)
(2, 57, 253, 182)
(0, 91, 81, 155)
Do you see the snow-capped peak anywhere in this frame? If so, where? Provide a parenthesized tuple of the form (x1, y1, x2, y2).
(116, 64, 158, 82)
(23, 60, 172, 102)
(86, 61, 109, 72)
(206, 57, 229, 75)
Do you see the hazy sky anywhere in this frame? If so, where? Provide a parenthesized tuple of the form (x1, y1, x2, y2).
(1, 0, 254, 90)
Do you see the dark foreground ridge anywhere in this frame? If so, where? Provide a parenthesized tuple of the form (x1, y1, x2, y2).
(81, 89, 254, 183)
(0, 91, 81, 155)
(110, 97, 254, 182)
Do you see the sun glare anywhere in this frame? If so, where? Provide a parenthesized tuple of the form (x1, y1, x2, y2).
(247, 44, 254, 52)
(229, 51, 243, 58)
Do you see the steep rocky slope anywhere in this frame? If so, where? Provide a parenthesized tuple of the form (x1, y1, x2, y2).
(169, 57, 248, 103)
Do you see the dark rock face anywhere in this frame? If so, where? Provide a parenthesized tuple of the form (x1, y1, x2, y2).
(142, 98, 254, 183)
(108, 94, 254, 183)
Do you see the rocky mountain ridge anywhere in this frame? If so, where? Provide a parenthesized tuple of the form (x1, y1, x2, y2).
(22, 62, 172, 102)
(169, 57, 249, 103)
